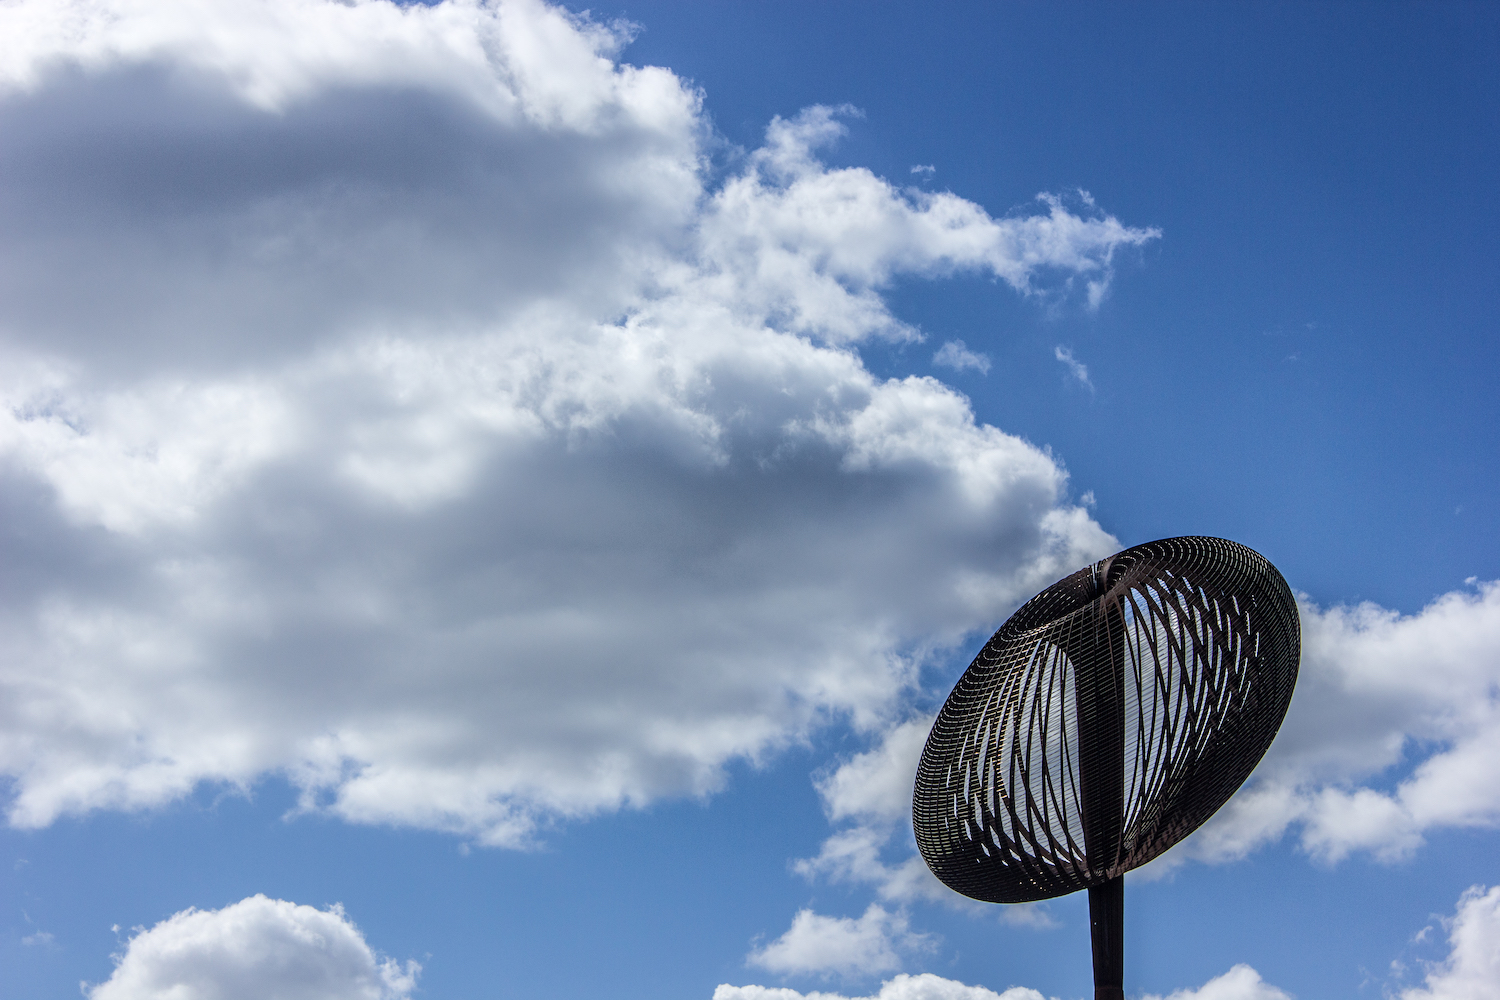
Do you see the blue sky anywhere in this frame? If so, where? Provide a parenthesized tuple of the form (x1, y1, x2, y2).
(2, 2, 1498, 999)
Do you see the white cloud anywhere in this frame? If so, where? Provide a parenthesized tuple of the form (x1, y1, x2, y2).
(0, 0, 702, 376)
(1138, 965, 1293, 1000)
(1400, 885, 1500, 1000)
(995, 903, 1060, 930)
(0, 0, 1156, 843)
(932, 341, 991, 375)
(1178, 581, 1500, 866)
(794, 719, 958, 907)
(716, 973, 1044, 1000)
(791, 721, 1049, 930)
(815, 718, 933, 826)
(746, 905, 934, 979)
(699, 106, 1157, 346)
(795, 576, 1500, 893)
(795, 826, 954, 907)
(1053, 346, 1093, 390)
(85, 894, 418, 1000)
(715, 967, 1298, 1000)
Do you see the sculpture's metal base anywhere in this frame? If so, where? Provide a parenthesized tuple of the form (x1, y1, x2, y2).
(1089, 877, 1123, 1000)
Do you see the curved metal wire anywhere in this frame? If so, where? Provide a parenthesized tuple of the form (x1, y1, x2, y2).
(913, 536, 1300, 904)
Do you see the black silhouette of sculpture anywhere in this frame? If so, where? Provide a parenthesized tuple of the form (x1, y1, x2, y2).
(913, 537, 1300, 1000)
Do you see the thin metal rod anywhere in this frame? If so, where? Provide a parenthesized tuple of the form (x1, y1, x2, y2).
(1088, 876, 1123, 1000)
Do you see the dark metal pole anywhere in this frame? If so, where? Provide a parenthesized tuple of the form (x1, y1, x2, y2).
(1078, 566, 1126, 1000)
(1088, 877, 1124, 1000)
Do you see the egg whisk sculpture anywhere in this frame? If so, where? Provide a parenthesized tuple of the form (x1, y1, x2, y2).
(913, 537, 1300, 1000)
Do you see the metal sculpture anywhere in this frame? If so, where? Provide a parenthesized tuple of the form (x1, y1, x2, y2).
(913, 537, 1300, 1000)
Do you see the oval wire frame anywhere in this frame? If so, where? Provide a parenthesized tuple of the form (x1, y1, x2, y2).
(913, 536, 1300, 904)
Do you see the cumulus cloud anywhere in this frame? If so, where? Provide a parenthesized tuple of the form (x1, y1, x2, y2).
(793, 574, 1500, 894)
(932, 341, 991, 375)
(0, 0, 702, 375)
(1178, 581, 1500, 866)
(814, 718, 932, 827)
(0, 0, 1156, 844)
(1399, 885, 1500, 1000)
(716, 973, 1044, 1000)
(715, 967, 1297, 1000)
(746, 905, 934, 979)
(791, 716, 1053, 925)
(794, 718, 954, 906)
(1138, 965, 1293, 1000)
(85, 894, 417, 1000)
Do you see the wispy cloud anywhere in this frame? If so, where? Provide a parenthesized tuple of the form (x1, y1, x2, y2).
(1054, 345, 1094, 391)
(933, 340, 991, 374)
(1398, 885, 1500, 1000)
